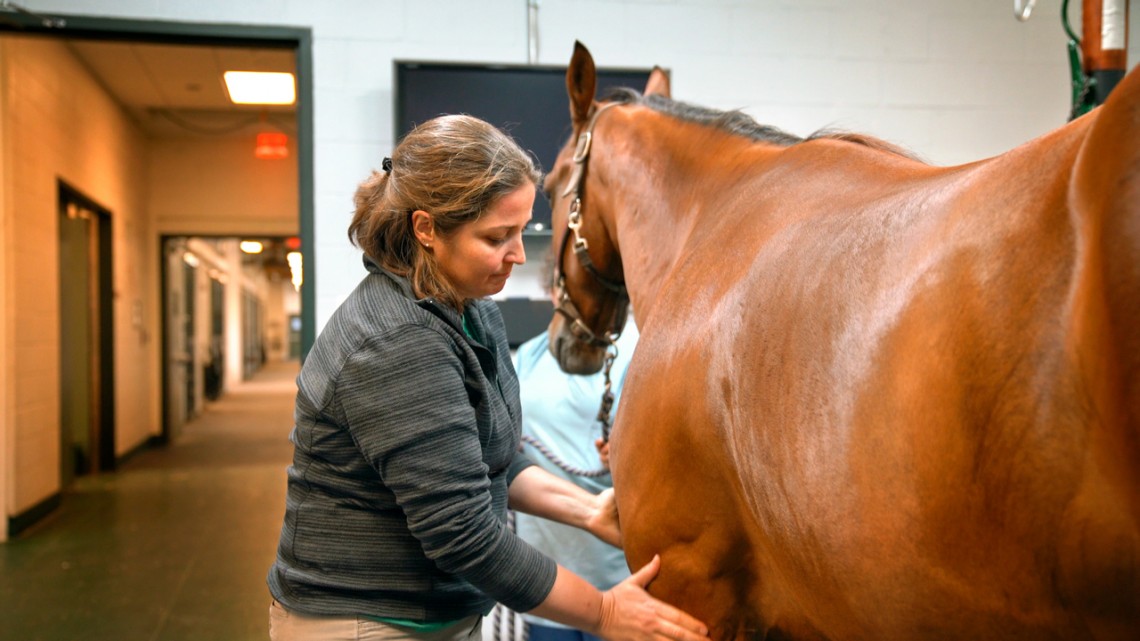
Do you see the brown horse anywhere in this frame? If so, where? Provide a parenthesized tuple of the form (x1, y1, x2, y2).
(543, 42, 1140, 641)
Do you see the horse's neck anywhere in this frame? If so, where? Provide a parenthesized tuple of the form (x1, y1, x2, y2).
(604, 163, 691, 322)
(602, 121, 769, 323)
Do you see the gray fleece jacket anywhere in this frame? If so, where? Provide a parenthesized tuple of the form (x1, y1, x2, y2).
(267, 256, 557, 621)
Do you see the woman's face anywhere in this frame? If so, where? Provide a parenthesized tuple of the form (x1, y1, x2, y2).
(421, 183, 534, 300)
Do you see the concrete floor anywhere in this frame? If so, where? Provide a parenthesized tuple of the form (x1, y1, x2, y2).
(0, 360, 299, 641)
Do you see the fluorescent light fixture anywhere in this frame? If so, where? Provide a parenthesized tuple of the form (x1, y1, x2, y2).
(223, 71, 296, 105)
(240, 240, 264, 254)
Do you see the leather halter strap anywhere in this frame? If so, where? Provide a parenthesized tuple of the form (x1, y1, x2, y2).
(558, 102, 627, 296)
(553, 102, 629, 351)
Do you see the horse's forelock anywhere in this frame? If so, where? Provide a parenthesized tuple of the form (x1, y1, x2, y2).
(599, 86, 641, 105)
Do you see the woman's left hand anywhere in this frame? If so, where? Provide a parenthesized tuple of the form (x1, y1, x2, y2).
(586, 488, 622, 548)
(508, 465, 622, 548)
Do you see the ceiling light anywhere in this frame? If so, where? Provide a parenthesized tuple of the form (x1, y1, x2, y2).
(223, 71, 296, 105)
(240, 240, 264, 254)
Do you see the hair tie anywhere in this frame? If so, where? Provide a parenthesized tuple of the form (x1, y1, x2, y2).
(381, 157, 393, 173)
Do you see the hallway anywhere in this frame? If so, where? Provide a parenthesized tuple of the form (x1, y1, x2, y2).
(0, 360, 299, 641)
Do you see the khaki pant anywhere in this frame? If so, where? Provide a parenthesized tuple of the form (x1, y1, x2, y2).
(269, 600, 483, 641)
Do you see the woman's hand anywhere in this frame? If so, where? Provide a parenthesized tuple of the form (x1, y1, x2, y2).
(585, 488, 621, 548)
(595, 555, 709, 641)
(530, 558, 709, 641)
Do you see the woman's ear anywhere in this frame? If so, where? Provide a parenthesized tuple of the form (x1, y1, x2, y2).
(411, 210, 436, 248)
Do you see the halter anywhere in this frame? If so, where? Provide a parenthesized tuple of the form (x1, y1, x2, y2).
(552, 101, 628, 441)
(553, 101, 628, 349)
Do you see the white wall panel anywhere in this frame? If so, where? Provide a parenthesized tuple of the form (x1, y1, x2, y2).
(283, 0, 405, 41)
(12, 0, 1140, 330)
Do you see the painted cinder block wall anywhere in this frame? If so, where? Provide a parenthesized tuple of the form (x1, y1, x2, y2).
(1, 0, 1135, 540)
(0, 35, 157, 523)
(16, 0, 1137, 326)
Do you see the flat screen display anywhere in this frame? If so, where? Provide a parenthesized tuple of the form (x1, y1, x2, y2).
(394, 61, 655, 233)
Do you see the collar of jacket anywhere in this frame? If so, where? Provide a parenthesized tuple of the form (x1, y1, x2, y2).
(361, 253, 471, 339)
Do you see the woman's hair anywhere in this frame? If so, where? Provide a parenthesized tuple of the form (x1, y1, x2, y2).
(348, 114, 542, 308)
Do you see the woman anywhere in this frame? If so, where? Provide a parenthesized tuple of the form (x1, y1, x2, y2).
(267, 114, 708, 641)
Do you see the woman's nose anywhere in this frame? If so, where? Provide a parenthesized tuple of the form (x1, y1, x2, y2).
(508, 237, 526, 264)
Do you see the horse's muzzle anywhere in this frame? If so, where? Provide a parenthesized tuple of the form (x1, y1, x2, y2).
(549, 317, 607, 375)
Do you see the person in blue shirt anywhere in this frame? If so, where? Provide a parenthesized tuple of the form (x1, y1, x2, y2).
(511, 312, 640, 641)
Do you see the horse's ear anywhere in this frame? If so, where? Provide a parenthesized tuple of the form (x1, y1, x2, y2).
(644, 66, 671, 99)
(567, 41, 597, 127)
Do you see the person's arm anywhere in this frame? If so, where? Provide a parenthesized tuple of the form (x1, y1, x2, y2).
(531, 556, 709, 641)
(508, 463, 620, 547)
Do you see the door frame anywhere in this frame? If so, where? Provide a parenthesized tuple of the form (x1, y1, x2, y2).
(57, 181, 115, 478)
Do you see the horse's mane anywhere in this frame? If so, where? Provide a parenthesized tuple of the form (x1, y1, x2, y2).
(602, 87, 921, 161)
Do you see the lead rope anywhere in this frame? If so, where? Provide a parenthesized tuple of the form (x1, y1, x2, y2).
(521, 434, 610, 478)
(519, 338, 620, 478)
(596, 341, 619, 444)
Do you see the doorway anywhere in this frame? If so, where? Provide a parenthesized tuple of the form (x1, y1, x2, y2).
(161, 238, 196, 442)
(57, 183, 115, 483)
(0, 9, 314, 540)
(161, 235, 302, 441)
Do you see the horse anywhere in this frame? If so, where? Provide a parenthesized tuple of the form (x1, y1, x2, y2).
(542, 42, 1140, 641)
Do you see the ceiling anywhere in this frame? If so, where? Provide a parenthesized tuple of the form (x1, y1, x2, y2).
(63, 39, 302, 273)
(66, 39, 296, 139)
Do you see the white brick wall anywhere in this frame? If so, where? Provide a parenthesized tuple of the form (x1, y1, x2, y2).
(13, 0, 1140, 330)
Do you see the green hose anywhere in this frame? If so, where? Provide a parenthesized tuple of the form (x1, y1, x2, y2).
(1063, 0, 1096, 120)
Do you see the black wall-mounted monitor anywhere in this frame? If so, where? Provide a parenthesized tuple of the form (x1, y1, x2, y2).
(394, 61, 655, 233)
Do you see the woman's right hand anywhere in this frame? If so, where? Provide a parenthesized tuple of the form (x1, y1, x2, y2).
(594, 555, 709, 641)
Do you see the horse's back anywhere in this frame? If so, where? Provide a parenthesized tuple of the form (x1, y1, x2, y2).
(741, 100, 1140, 639)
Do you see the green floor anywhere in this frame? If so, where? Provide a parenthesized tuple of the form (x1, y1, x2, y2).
(0, 360, 300, 641)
